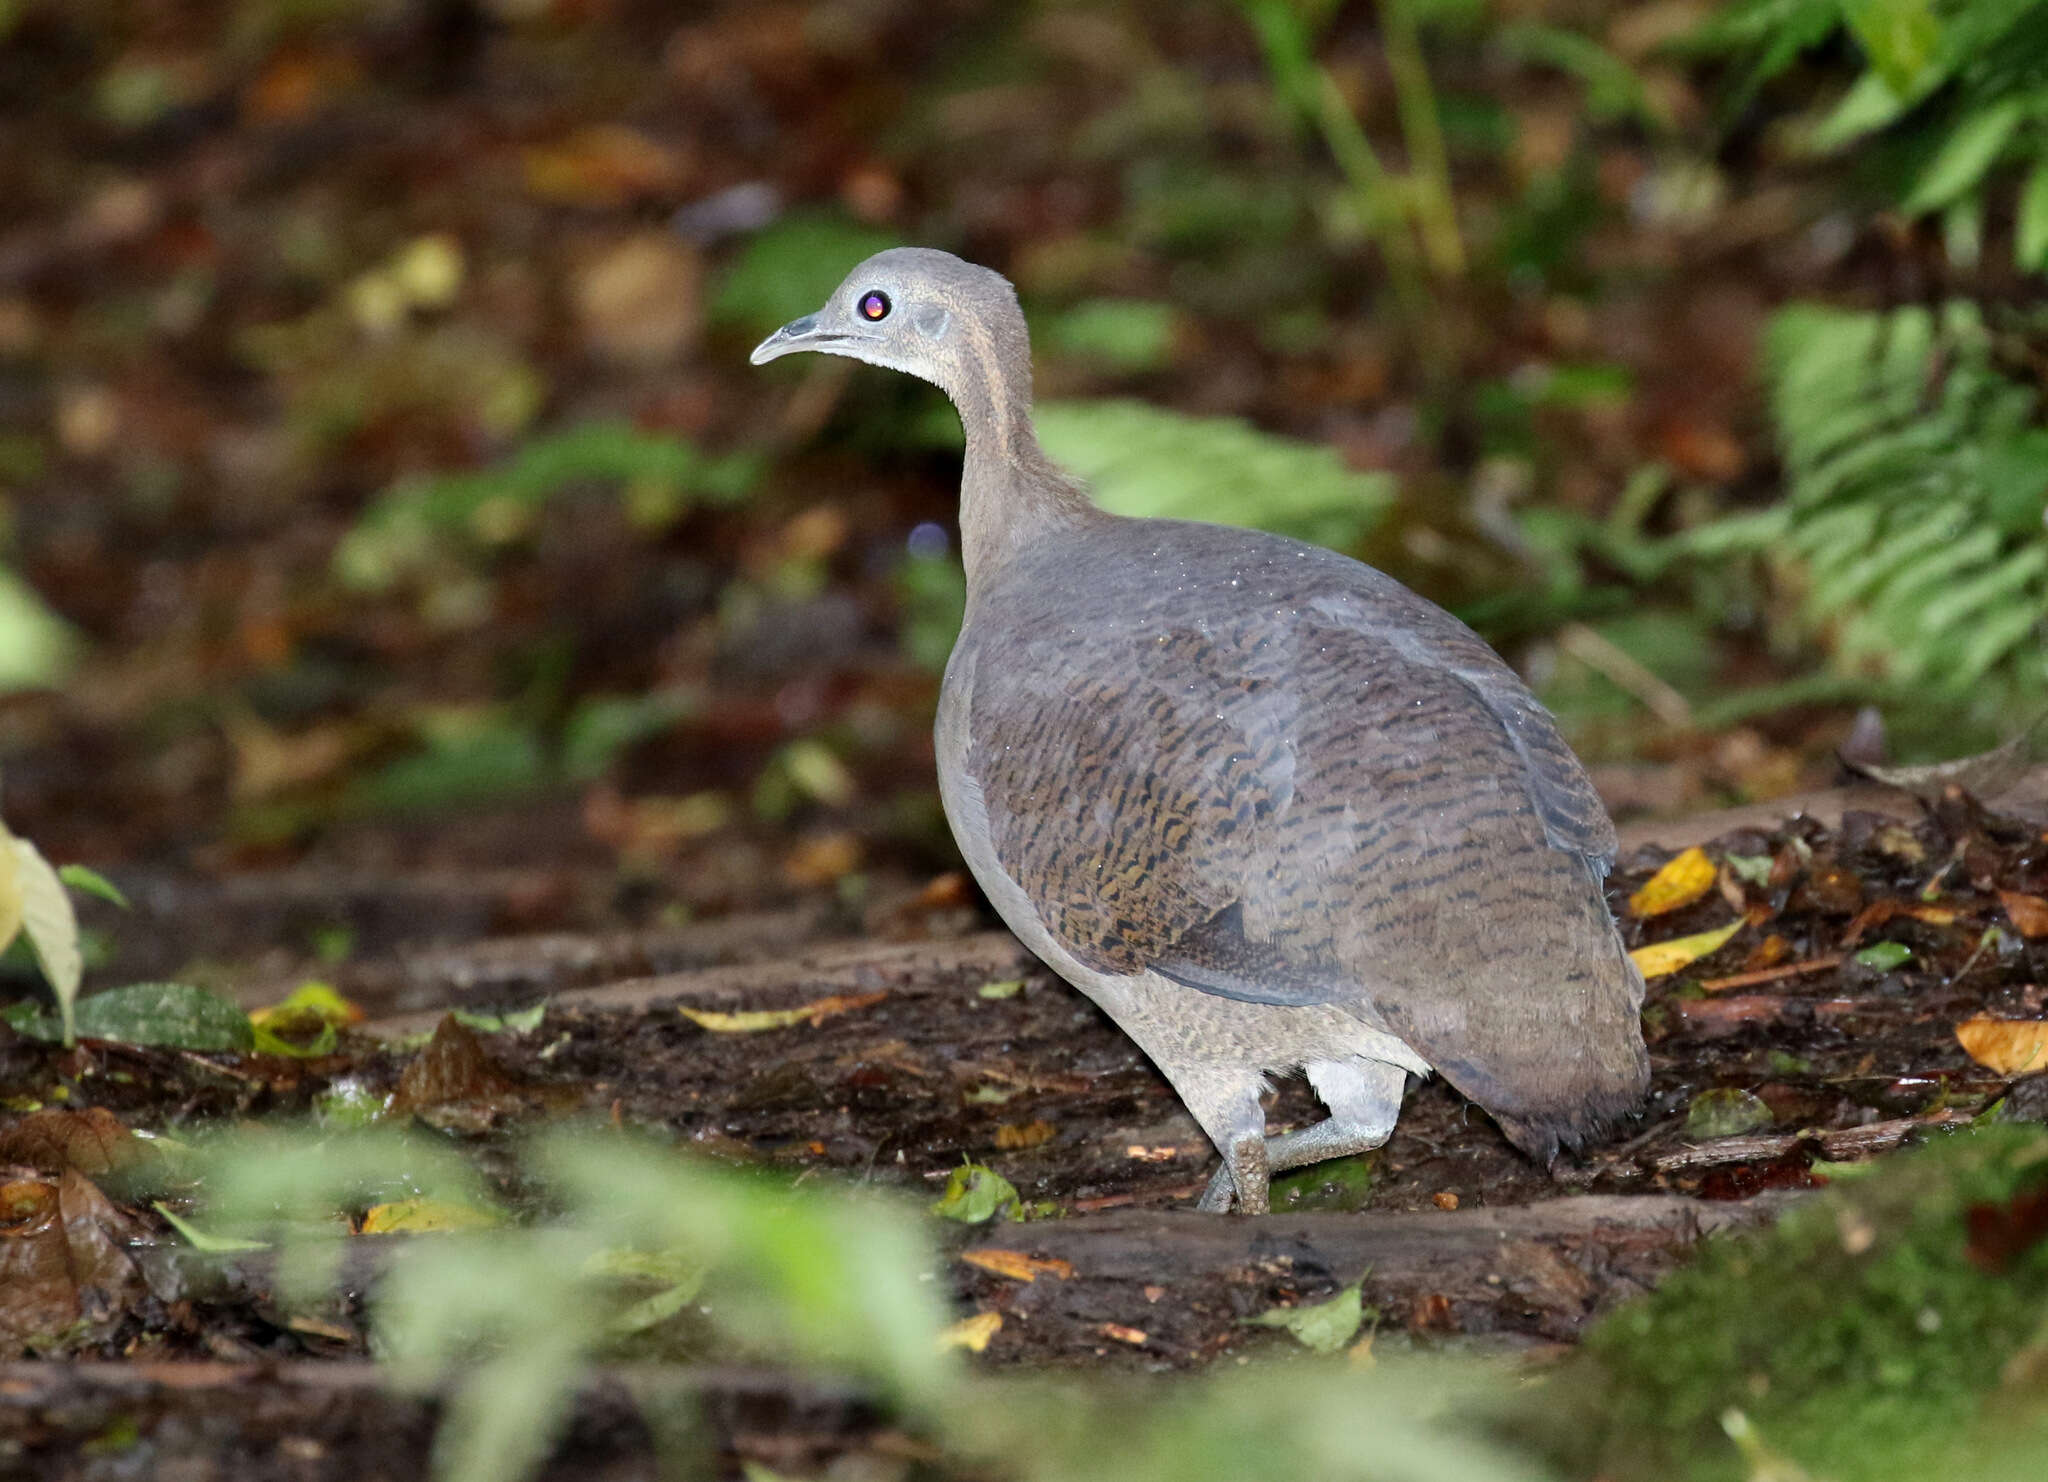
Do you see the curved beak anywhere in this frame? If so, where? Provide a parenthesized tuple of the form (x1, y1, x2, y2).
(749, 313, 879, 366)
(749, 313, 821, 366)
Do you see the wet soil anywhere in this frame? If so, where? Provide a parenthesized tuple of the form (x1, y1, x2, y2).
(3, 785, 2047, 1479)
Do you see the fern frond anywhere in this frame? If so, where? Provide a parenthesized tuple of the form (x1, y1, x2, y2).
(1035, 399, 1394, 551)
(1698, 300, 2048, 698)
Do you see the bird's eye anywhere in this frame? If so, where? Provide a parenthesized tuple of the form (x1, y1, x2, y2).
(858, 290, 891, 321)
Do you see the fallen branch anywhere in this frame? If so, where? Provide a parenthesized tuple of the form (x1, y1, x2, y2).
(952, 1193, 1798, 1346)
(1647, 1113, 1972, 1175)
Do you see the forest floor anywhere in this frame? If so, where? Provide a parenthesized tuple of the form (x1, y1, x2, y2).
(4, 768, 2046, 1478)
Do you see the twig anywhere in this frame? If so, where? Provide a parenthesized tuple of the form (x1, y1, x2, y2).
(1699, 955, 1844, 993)
(1556, 622, 1694, 728)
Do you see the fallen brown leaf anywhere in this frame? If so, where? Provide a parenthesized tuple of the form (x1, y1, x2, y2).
(0, 1107, 146, 1177)
(1956, 1016, 2048, 1075)
(1841, 899, 1961, 947)
(0, 1169, 147, 1350)
(1998, 890, 2048, 939)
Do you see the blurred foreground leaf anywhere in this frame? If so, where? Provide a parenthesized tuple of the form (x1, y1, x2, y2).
(1559, 1125, 2048, 1482)
(0, 566, 78, 695)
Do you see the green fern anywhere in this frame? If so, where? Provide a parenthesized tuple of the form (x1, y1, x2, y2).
(1036, 398, 1395, 552)
(1695, 300, 2046, 695)
(1700, 0, 2048, 271)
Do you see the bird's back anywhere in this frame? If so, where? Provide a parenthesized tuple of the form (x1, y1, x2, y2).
(940, 514, 1649, 1154)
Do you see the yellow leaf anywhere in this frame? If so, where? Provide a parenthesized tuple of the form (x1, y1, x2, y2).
(250, 980, 364, 1029)
(679, 991, 886, 1034)
(938, 1310, 1002, 1353)
(1630, 846, 1717, 918)
(360, 1197, 501, 1235)
(993, 1119, 1056, 1150)
(1955, 1016, 2048, 1075)
(1630, 918, 1743, 979)
(960, 1248, 1074, 1282)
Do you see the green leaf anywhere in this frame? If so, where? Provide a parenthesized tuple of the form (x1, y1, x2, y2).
(10, 836, 81, 1046)
(449, 1002, 548, 1035)
(250, 1018, 338, 1058)
(1902, 99, 2024, 215)
(1685, 1088, 1774, 1139)
(1842, 0, 1941, 95)
(929, 1162, 1022, 1223)
(1853, 941, 1914, 970)
(1246, 1281, 1368, 1354)
(57, 864, 129, 910)
(64, 982, 256, 1051)
(0, 567, 78, 695)
(1809, 69, 1913, 153)
(153, 1201, 271, 1253)
(2017, 160, 2048, 273)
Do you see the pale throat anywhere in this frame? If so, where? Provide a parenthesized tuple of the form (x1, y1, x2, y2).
(948, 319, 1097, 593)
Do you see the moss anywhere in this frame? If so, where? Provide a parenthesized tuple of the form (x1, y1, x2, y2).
(1552, 1125, 2048, 1481)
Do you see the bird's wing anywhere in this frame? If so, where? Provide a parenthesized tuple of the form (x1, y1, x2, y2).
(958, 608, 1598, 999)
(960, 606, 1645, 1148)
(1374, 619, 1619, 874)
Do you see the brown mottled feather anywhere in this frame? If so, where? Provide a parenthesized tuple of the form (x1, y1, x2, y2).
(955, 518, 1648, 1154)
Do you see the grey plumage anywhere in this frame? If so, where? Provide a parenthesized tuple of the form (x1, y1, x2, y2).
(753, 248, 1650, 1213)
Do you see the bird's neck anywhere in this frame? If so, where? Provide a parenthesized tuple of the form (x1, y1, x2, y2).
(954, 375, 1097, 595)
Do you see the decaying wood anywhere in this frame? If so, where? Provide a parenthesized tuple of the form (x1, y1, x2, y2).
(363, 931, 1034, 1038)
(0, 1360, 877, 1481)
(1644, 1113, 1972, 1175)
(278, 906, 836, 1018)
(1615, 762, 2048, 853)
(948, 1192, 1799, 1346)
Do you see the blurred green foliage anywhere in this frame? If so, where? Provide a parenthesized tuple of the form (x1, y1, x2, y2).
(1558, 1124, 2048, 1481)
(0, 566, 76, 695)
(1732, 301, 2045, 699)
(336, 423, 759, 600)
(1706, 0, 2048, 270)
(169, 1119, 2048, 1482)
(710, 212, 902, 334)
(181, 1122, 1558, 1482)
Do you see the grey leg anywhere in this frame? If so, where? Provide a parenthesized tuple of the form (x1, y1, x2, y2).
(1198, 1059, 1407, 1210)
(1154, 1065, 1272, 1215)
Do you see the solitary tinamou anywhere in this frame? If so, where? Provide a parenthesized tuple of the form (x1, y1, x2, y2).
(752, 249, 1650, 1213)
